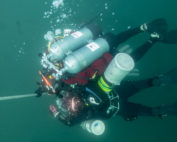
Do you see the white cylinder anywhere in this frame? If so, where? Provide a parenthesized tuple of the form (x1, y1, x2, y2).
(81, 120, 105, 136)
(104, 53, 135, 85)
(63, 38, 110, 74)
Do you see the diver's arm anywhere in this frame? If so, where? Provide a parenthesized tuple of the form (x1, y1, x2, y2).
(34, 87, 44, 97)
(104, 27, 142, 55)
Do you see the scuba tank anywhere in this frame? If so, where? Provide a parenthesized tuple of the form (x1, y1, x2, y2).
(61, 38, 110, 74)
(98, 53, 135, 93)
(81, 120, 105, 136)
(47, 24, 102, 62)
(104, 53, 135, 85)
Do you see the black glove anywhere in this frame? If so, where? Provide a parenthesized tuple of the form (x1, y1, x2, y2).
(35, 88, 43, 97)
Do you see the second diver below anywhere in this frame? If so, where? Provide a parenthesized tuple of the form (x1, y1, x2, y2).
(35, 18, 177, 126)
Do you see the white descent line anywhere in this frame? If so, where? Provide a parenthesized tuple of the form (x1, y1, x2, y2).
(0, 94, 36, 101)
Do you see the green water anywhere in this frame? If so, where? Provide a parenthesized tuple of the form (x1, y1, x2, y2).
(0, 0, 177, 141)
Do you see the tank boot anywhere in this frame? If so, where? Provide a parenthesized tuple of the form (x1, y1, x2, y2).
(152, 101, 177, 119)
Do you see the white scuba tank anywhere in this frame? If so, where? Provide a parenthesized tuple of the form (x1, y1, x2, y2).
(81, 120, 105, 136)
(62, 38, 110, 74)
(47, 24, 101, 62)
(104, 53, 135, 85)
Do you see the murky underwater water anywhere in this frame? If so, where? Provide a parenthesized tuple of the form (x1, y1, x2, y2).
(0, 0, 177, 142)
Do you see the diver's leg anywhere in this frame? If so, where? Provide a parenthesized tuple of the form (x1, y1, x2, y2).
(141, 18, 168, 39)
(118, 100, 153, 121)
(105, 28, 142, 55)
(108, 18, 168, 56)
(113, 27, 142, 44)
(107, 18, 168, 47)
(130, 39, 156, 62)
(130, 22, 177, 62)
(117, 65, 177, 99)
(152, 101, 177, 118)
(121, 65, 177, 95)
(131, 29, 177, 62)
(116, 79, 153, 99)
(130, 18, 168, 62)
(118, 101, 177, 121)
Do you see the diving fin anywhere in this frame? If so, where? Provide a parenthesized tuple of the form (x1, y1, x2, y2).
(163, 29, 177, 44)
(142, 18, 167, 32)
(152, 101, 177, 117)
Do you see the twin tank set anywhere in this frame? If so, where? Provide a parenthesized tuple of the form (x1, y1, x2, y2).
(44, 24, 135, 86)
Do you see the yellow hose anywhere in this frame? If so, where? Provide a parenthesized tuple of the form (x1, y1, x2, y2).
(48, 41, 52, 52)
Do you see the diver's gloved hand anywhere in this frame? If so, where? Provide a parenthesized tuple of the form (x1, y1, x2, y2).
(35, 88, 43, 97)
(140, 18, 168, 41)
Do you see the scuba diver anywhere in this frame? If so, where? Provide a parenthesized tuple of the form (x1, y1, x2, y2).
(35, 18, 177, 128)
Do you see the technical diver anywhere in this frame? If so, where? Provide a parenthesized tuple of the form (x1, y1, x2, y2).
(34, 18, 177, 128)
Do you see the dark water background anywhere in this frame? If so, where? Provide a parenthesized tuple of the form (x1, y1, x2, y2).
(0, 0, 177, 142)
